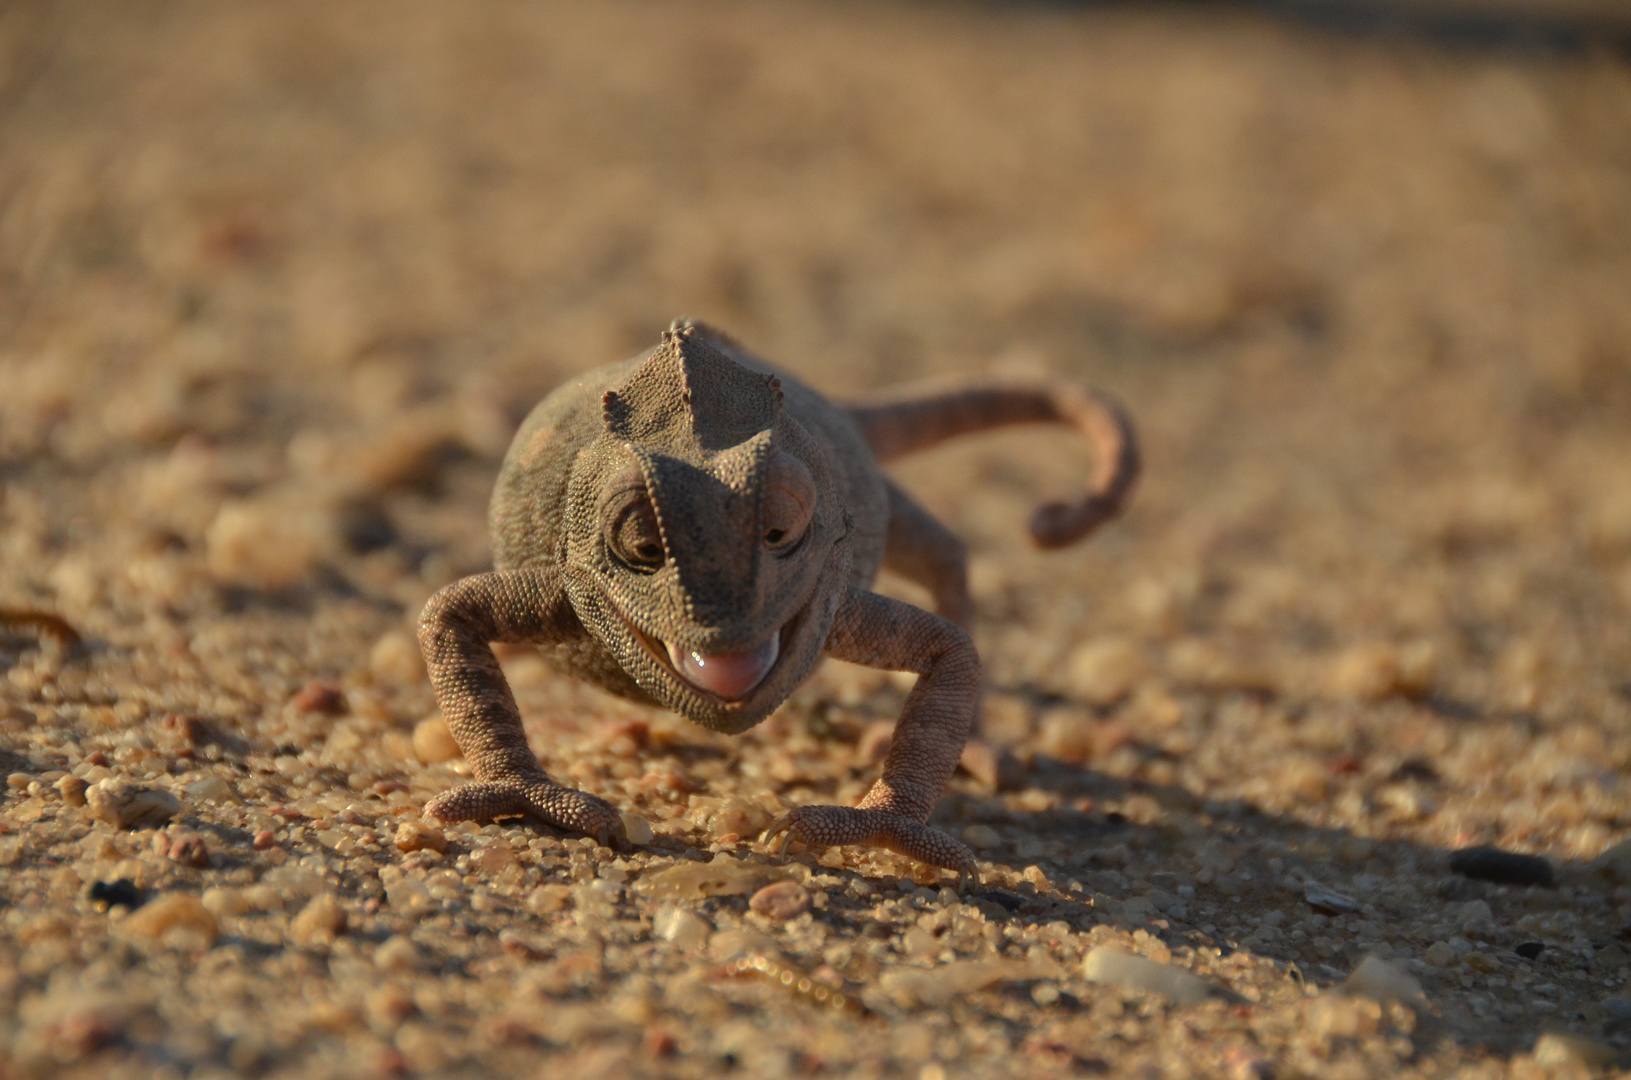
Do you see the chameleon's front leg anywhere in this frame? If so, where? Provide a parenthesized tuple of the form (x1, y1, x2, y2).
(417, 570, 626, 848)
(766, 588, 980, 882)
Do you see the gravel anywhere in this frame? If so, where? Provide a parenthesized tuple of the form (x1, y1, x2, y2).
(3, 1, 1630, 1077)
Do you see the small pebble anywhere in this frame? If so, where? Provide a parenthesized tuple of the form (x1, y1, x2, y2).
(638, 856, 792, 900)
(202, 887, 250, 917)
(1448, 845, 1554, 887)
(1064, 636, 1145, 706)
(1082, 946, 1211, 1005)
(471, 840, 514, 872)
(1326, 643, 1411, 701)
(620, 813, 654, 845)
(153, 828, 210, 868)
(366, 983, 417, 1030)
(375, 935, 424, 972)
(654, 906, 712, 950)
(122, 892, 220, 946)
(1514, 941, 1544, 961)
(749, 880, 811, 921)
(499, 927, 549, 960)
(370, 630, 427, 686)
(252, 829, 277, 850)
(1455, 899, 1496, 934)
(1532, 1033, 1618, 1070)
(205, 496, 329, 589)
(394, 820, 447, 853)
(526, 884, 573, 915)
(55, 775, 90, 806)
(186, 775, 242, 804)
(291, 893, 348, 945)
(1424, 941, 1456, 966)
(1343, 955, 1425, 1008)
(412, 716, 461, 764)
(1303, 881, 1360, 915)
(293, 681, 348, 716)
(160, 713, 210, 746)
(881, 957, 1055, 1008)
(85, 778, 181, 830)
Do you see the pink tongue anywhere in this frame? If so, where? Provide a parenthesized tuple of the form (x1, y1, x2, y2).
(667, 635, 780, 700)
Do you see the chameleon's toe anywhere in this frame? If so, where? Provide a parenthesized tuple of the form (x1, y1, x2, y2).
(957, 859, 982, 894)
(591, 814, 631, 853)
(424, 779, 625, 847)
(765, 805, 976, 874)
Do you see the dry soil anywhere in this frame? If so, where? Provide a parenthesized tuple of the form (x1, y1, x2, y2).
(3, 2, 1631, 1078)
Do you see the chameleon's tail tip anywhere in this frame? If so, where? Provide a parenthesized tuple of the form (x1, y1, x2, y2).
(1027, 498, 1122, 549)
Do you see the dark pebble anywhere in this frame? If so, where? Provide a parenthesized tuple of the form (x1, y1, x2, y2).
(1515, 942, 1545, 960)
(982, 889, 1028, 912)
(88, 878, 143, 911)
(1449, 846, 1555, 887)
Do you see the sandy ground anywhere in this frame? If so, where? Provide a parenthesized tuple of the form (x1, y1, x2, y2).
(3, 1, 1631, 1077)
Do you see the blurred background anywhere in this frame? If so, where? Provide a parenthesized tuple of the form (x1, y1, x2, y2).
(2, 0, 1630, 845)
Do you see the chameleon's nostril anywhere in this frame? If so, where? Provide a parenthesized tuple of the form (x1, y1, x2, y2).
(665, 635, 780, 701)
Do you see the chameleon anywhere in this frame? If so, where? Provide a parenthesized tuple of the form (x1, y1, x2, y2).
(417, 319, 1138, 882)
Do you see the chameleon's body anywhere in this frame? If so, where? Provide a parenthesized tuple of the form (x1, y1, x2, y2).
(418, 321, 1137, 878)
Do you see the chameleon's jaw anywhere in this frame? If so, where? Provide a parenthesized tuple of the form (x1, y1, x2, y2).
(609, 598, 799, 715)
(664, 635, 779, 701)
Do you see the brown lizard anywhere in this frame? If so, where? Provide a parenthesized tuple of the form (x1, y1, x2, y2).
(417, 319, 1138, 882)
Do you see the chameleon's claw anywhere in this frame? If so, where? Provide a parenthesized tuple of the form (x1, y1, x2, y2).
(761, 814, 795, 858)
(957, 859, 982, 895)
(591, 818, 629, 852)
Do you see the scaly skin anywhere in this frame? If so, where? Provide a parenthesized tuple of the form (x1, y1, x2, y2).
(416, 319, 1138, 880)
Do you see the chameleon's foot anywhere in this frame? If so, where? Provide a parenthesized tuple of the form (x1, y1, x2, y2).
(424, 780, 629, 850)
(763, 805, 976, 877)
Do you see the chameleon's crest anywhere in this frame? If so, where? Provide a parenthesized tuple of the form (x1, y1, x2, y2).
(601, 321, 782, 455)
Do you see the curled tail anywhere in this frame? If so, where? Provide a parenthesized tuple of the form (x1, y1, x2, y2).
(847, 380, 1140, 549)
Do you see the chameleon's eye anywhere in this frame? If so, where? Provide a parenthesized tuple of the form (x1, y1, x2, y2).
(607, 495, 665, 570)
(761, 452, 815, 553)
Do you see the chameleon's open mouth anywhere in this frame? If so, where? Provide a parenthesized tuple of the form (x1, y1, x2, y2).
(663, 636, 779, 701)
(610, 599, 795, 707)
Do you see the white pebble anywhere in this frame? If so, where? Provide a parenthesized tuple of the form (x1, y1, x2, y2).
(654, 906, 712, 951)
(619, 813, 654, 846)
(1343, 955, 1425, 1008)
(1082, 946, 1211, 1005)
(86, 779, 181, 830)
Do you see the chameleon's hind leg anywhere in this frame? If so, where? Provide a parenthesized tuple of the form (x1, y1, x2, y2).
(880, 480, 973, 631)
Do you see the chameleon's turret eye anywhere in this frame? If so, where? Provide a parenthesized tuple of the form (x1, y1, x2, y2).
(761, 451, 815, 553)
(607, 492, 665, 570)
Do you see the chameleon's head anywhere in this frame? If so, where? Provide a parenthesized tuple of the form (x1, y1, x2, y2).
(563, 322, 851, 733)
